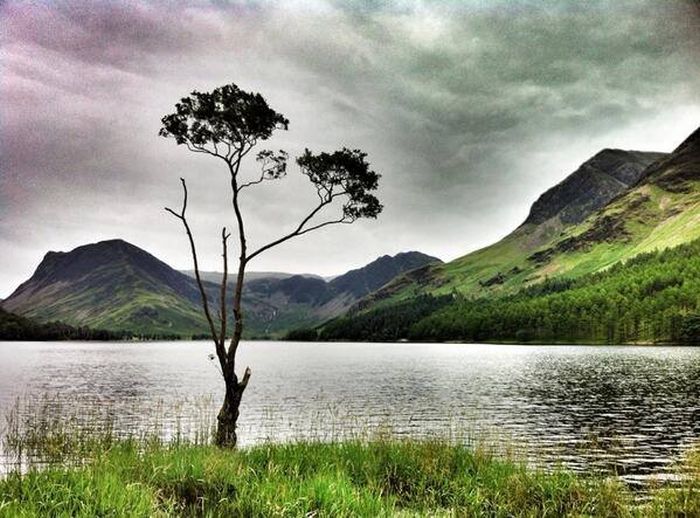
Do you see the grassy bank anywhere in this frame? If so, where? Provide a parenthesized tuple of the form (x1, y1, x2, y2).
(2, 398, 700, 516)
(2, 438, 700, 517)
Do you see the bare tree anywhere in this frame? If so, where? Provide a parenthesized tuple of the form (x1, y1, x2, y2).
(160, 83, 382, 447)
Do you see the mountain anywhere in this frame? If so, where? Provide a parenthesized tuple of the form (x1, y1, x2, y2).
(213, 251, 442, 336)
(319, 237, 700, 344)
(643, 126, 700, 193)
(314, 125, 700, 343)
(180, 270, 323, 284)
(329, 252, 440, 298)
(361, 129, 700, 307)
(2, 239, 208, 336)
(522, 149, 666, 226)
(2, 239, 440, 338)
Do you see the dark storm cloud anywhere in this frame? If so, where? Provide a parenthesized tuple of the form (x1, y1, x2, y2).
(1, 0, 699, 295)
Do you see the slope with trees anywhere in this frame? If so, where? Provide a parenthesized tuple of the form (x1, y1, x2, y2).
(0, 307, 133, 341)
(317, 238, 700, 344)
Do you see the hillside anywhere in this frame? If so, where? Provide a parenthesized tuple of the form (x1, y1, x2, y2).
(361, 127, 699, 307)
(2, 240, 440, 338)
(318, 238, 700, 344)
(180, 270, 323, 284)
(305, 125, 700, 343)
(207, 251, 442, 336)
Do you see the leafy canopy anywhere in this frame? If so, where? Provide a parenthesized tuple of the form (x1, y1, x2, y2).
(297, 148, 382, 221)
(159, 83, 289, 152)
(160, 82, 382, 224)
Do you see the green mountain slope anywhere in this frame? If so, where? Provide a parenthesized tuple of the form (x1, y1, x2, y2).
(0, 307, 130, 341)
(2, 240, 209, 336)
(307, 125, 700, 344)
(197, 251, 442, 337)
(363, 127, 699, 307)
(318, 237, 700, 344)
(2, 240, 440, 338)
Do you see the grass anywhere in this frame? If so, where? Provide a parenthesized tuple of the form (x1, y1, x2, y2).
(3, 401, 700, 517)
(0, 439, 638, 517)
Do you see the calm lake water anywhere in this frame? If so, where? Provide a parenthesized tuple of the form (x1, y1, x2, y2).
(1, 341, 699, 482)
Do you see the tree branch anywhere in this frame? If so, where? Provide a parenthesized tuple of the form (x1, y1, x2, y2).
(165, 178, 226, 368)
(238, 366, 251, 390)
(219, 227, 231, 348)
(237, 174, 266, 191)
(185, 141, 231, 165)
(246, 191, 349, 262)
(294, 216, 355, 236)
(237, 153, 286, 191)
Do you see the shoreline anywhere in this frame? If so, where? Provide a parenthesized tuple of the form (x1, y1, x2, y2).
(0, 337, 693, 346)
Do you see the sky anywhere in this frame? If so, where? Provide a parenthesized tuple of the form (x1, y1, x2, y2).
(1, 0, 699, 297)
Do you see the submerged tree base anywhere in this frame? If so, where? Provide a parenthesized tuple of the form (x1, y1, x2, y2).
(2, 439, 700, 517)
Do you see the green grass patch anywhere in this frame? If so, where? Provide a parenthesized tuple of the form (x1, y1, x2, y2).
(4, 438, 700, 517)
(0, 439, 643, 517)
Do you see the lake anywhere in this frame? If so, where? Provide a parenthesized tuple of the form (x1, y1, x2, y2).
(1, 341, 699, 483)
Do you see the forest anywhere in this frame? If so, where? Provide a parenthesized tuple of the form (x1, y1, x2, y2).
(310, 238, 700, 344)
(0, 307, 181, 341)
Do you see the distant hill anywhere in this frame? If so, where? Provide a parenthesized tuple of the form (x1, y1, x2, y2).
(2, 240, 440, 338)
(215, 251, 442, 336)
(2, 240, 209, 336)
(180, 270, 323, 284)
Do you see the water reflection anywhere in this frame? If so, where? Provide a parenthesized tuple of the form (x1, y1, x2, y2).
(1, 341, 699, 481)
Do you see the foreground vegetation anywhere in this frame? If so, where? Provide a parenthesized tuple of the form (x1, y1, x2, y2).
(0, 398, 699, 518)
(308, 238, 700, 344)
(2, 397, 700, 516)
(4, 438, 700, 517)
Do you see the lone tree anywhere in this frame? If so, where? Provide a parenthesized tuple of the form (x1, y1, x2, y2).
(160, 83, 382, 447)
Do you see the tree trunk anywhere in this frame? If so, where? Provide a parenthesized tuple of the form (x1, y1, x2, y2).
(215, 365, 251, 448)
(215, 377, 245, 448)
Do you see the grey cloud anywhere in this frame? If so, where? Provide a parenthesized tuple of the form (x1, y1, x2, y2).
(1, 1, 229, 71)
(1, 0, 699, 296)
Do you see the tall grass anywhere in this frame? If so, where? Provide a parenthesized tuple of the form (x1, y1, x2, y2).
(1, 439, 642, 517)
(2, 398, 700, 516)
(1, 395, 216, 472)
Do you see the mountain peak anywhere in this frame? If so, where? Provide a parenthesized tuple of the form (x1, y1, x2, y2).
(522, 148, 666, 226)
(675, 125, 700, 153)
(30, 239, 165, 283)
(5, 239, 200, 308)
(643, 125, 700, 193)
(2, 239, 206, 336)
(329, 251, 442, 298)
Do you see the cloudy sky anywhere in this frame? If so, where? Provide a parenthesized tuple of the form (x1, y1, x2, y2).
(1, 0, 699, 296)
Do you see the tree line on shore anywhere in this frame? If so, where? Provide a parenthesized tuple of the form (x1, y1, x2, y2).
(0, 307, 182, 341)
